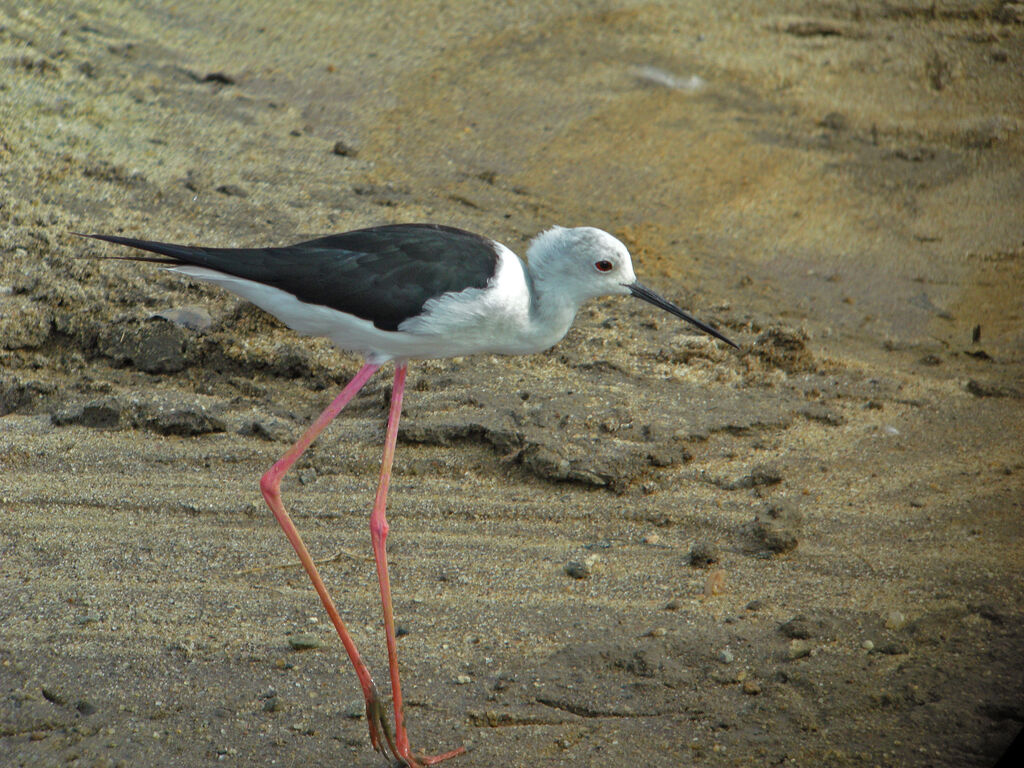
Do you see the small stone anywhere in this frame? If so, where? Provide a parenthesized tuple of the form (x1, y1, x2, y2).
(262, 696, 281, 712)
(76, 700, 97, 715)
(564, 555, 598, 579)
(726, 464, 783, 490)
(884, 610, 907, 630)
(215, 183, 248, 197)
(742, 680, 762, 695)
(523, 446, 571, 481)
(41, 686, 66, 706)
(861, 640, 874, 651)
(201, 71, 236, 85)
(648, 627, 667, 638)
(664, 599, 682, 611)
(703, 569, 727, 597)
(563, 560, 589, 579)
(779, 614, 835, 641)
(641, 532, 661, 545)
(288, 634, 321, 651)
(875, 640, 909, 655)
(787, 639, 814, 660)
(689, 540, 721, 567)
(718, 649, 734, 664)
(332, 140, 357, 157)
(455, 674, 472, 685)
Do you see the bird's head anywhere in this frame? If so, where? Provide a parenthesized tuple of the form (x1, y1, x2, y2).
(526, 226, 636, 301)
(526, 226, 737, 348)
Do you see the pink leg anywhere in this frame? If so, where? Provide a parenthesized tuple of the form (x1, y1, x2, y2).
(258, 363, 399, 760)
(371, 364, 466, 767)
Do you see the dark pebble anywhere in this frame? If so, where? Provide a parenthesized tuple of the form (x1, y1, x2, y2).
(262, 696, 281, 712)
(202, 71, 235, 85)
(215, 184, 248, 197)
(724, 463, 783, 490)
(75, 700, 97, 715)
(873, 640, 909, 655)
(689, 540, 721, 567)
(563, 560, 590, 579)
(41, 686, 66, 706)
(779, 613, 835, 641)
(332, 140, 357, 157)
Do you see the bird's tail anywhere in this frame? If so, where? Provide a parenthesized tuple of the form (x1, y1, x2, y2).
(74, 233, 201, 265)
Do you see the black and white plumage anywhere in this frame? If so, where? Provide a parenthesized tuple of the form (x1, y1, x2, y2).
(86, 223, 736, 363)
(84, 221, 736, 768)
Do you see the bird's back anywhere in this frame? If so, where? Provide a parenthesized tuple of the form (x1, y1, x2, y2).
(89, 224, 500, 332)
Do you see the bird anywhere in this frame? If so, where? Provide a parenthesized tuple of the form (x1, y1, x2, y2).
(84, 223, 737, 767)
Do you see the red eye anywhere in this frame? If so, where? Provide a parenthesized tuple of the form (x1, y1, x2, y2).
(595, 260, 614, 272)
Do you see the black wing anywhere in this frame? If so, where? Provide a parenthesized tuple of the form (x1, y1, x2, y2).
(84, 224, 501, 331)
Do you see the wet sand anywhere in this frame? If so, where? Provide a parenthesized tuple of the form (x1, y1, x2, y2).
(2, 1, 1022, 766)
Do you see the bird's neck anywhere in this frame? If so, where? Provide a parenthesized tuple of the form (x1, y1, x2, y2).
(523, 268, 583, 349)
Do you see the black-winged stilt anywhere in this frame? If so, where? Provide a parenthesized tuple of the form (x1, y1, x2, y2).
(85, 223, 737, 767)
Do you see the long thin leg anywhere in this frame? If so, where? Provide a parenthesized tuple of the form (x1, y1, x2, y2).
(370, 363, 466, 767)
(258, 362, 399, 760)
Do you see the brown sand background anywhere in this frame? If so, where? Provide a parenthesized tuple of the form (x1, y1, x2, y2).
(2, 1, 1023, 766)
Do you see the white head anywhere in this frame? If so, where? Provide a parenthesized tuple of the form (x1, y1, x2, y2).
(526, 225, 738, 348)
(525, 226, 637, 302)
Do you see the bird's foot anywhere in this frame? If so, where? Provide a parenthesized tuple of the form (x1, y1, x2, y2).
(365, 687, 400, 763)
(403, 741, 468, 765)
(364, 687, 465, 767)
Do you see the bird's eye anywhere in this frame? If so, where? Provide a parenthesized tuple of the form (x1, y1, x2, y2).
(595, 260, 614, 273)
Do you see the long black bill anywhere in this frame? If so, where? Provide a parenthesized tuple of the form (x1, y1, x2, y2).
(628, 282, 738, 349)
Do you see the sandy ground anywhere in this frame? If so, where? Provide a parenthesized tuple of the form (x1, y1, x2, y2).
(2, 1, 1023, 766)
